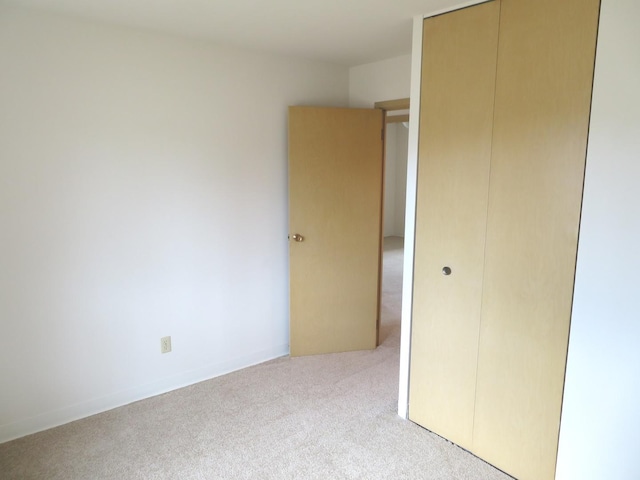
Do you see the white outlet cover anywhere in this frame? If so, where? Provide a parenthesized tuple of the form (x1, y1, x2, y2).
(161, 336, 172, 353)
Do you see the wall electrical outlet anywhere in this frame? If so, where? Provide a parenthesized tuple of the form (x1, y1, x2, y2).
(160, 336, 172, 354)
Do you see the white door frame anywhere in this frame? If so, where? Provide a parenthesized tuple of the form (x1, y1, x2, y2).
(397, 0, 496, 419)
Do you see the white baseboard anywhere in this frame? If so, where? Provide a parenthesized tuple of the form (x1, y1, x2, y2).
(0, 344, 289, 444)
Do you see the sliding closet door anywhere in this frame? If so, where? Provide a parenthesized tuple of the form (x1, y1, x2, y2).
(408, 1, 500, 450)
(472, 1, 601, 479)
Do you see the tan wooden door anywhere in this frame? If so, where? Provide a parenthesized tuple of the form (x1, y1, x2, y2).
(472, 1, 601, 479)
(409, 0, 600, 479)
(288, 106, 384, 357)
(408, 0, 500, 450)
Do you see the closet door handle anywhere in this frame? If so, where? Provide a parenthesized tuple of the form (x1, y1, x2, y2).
(291, 234, 305, 242)
(442, 266, 452, 276)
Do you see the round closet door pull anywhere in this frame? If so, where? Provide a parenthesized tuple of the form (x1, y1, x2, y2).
(442, 266, 452, 276)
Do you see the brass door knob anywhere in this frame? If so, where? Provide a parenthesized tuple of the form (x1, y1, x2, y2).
(291, 234, 305, 242)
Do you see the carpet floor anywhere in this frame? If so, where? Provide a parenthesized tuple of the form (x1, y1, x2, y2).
(0, 237, 512, 479)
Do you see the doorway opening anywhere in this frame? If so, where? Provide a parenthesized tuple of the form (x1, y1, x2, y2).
(376, 99, 410, 345)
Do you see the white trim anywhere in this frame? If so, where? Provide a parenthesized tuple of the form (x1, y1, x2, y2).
(0, 344, 289, 444)
(423, 0, 492, 19)
(397, 0, 492, 420)
(397, 14, 424, 419)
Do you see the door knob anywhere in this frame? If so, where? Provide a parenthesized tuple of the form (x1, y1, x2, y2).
(442, 266, 452, 276)
(291, 234, 305, 242)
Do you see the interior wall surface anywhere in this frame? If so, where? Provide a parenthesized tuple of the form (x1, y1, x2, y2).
(348, 54, 411, 109)
(384, 124, 399, 236)
(394, 124, 409, 236)
(556, 0, 640, 477)
(0, 5, 349, 443)
(349, 55, 411, 238)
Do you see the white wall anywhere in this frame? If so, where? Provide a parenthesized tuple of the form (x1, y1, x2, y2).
(349, 55, 411, 237)
(383, 123, 409, 237)
(398, 16, 426, 417)
(384, 124, 399, 237)
(556, 0, 640, 478)
(0, 6, 349, 443)
(349, 54, 412, 109)
(394, 124, 409, 236)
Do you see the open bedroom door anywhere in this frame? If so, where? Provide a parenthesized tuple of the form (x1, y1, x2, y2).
(288, 106, 384, 356)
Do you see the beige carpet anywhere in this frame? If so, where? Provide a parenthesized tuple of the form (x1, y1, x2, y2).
(0, 237, 511, 480)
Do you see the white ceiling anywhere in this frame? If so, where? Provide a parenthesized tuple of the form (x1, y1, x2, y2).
(3, 0, 466, 66)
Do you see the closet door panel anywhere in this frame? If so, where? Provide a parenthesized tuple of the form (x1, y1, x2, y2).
(473, 1, 601, 479)
(408, 1, 500, 450)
